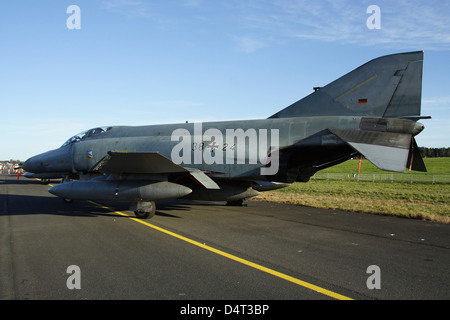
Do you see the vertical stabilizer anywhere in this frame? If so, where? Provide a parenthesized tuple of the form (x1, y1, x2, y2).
(270, 51, 423, 119)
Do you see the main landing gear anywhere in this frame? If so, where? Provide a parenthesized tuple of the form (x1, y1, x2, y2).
(130, 201, 156, 219)
(61, 196, 155, 219)
(226, 199, 247, 207)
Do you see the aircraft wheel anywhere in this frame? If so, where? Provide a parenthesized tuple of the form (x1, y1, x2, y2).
(226, 199, 246, 206)
(63, 198, 73, 203)
(133, 201, 156, 219)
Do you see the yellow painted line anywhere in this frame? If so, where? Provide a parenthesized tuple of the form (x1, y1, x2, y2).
(334, 74, 377, 102)
(88, 200, 353, 300)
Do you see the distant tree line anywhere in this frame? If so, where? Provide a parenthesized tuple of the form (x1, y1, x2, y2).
(419, 147, 450, 158)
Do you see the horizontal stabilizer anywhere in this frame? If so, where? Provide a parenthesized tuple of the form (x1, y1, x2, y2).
(347, 142, 409, 172)
(330, 129, 426, 172)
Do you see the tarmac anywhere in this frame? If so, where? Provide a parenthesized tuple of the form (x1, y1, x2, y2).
(1, 173, 450, 301)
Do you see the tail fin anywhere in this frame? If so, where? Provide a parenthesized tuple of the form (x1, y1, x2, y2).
(270, 51, 423, 119)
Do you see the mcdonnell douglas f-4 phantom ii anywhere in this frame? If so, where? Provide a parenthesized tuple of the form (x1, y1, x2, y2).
(23, 51, 429, 219)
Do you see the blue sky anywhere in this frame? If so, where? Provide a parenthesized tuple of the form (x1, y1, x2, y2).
(1, 0, 449, 160)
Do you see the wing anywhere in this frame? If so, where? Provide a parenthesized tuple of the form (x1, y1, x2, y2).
(91, 151, 220, 189)
(91, 151, 187, 174)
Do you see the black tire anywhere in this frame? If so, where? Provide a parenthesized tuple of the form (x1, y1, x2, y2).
(134, 201, 156, 219)
(226, 199, 245, 206)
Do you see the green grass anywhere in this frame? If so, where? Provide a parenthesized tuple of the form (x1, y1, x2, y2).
(320, 157, 450, 174)
(255, 158, 450, 223)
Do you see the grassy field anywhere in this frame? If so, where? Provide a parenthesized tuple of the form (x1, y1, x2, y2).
(254, 158, 450, 223)
(319, 157, 450, 174)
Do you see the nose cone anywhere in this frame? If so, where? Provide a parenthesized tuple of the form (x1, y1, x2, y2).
(22, 156, 41, 173)
(22, 147, 72, 174)
(22, 158, 33, 172)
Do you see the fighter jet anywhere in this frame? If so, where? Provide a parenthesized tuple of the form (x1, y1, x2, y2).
(23, 51, 428, 219)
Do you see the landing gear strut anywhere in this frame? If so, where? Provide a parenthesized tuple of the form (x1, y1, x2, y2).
(61, 176, 73, 204)
(130, 201, 156, 219)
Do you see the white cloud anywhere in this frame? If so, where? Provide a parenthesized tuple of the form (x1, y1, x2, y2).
(415, 117, 449, 148)
(234, 0, 450, 51)
(183, 0, 203, 8)
(235, 36, 265, 53)
(103, 0, 143, 9)
(418, 96, 450, 147)
(422, 96, 450, 107)
(102, 0, 150, 17)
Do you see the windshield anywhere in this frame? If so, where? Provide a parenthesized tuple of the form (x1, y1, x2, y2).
(62, 126, 112, 147)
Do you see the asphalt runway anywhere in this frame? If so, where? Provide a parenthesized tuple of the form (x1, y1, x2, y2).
(1, 173, 450, 301)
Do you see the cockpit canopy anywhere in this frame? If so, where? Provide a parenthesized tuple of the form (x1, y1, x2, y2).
(62, 126, 112, 147)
